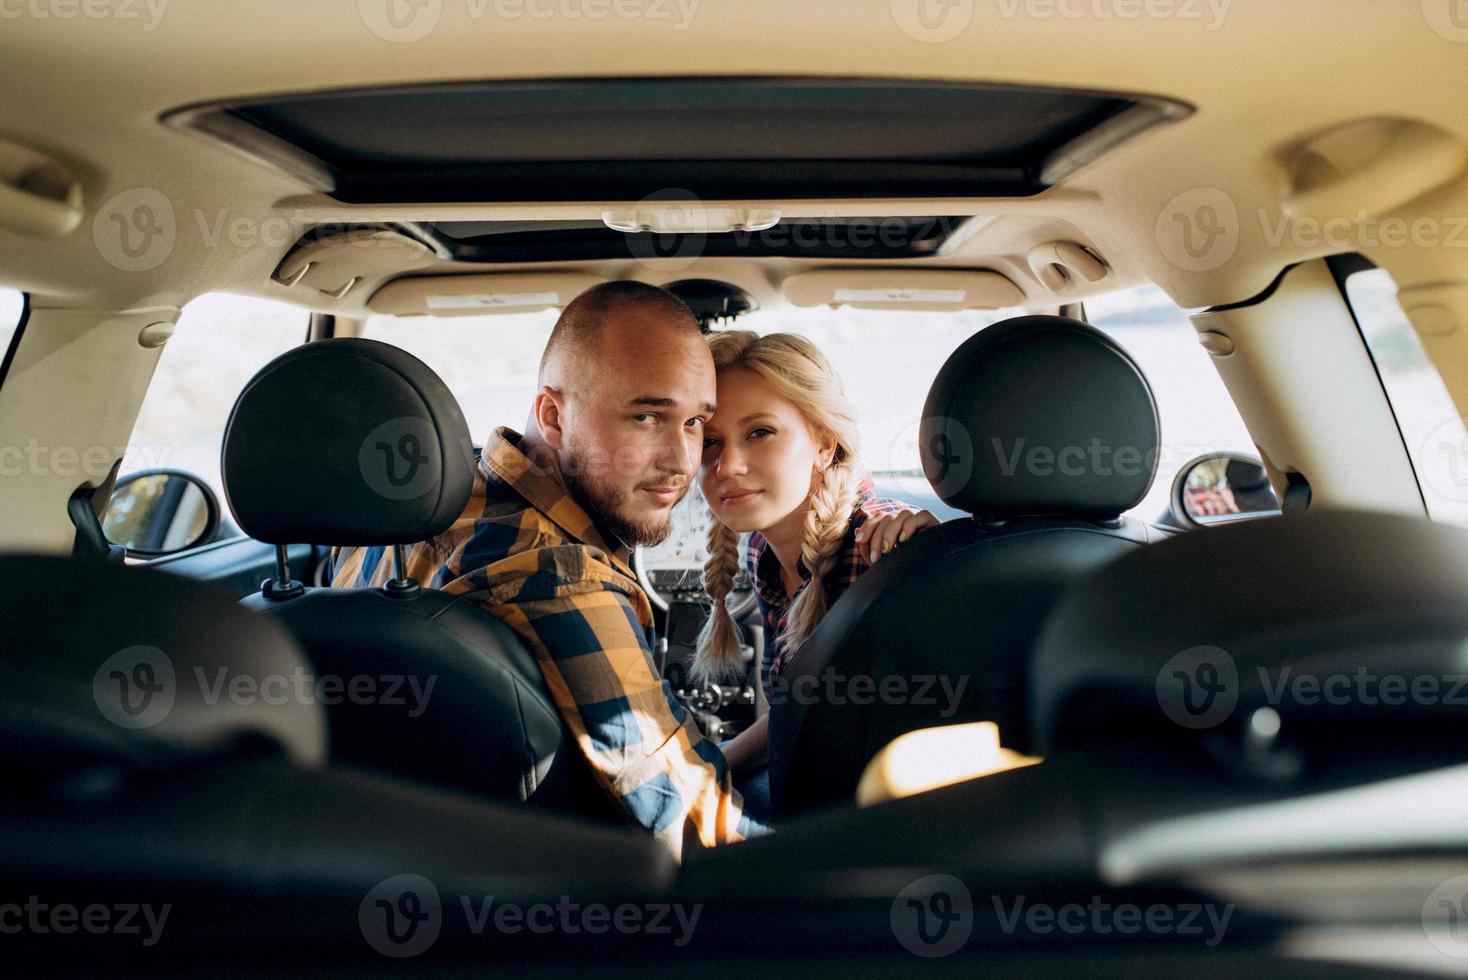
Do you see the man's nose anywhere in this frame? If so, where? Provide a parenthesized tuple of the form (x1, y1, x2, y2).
(661, 426, 700, 477)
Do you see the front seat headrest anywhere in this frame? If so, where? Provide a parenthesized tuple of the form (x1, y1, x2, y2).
(222, 338, 474, 546)
(1031, 510, 1468, 757)
(920, 315, 1160, 519)
(0, 555, 326, 780)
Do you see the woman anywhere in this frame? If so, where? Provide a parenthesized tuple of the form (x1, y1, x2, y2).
(692, 330, 938, 820)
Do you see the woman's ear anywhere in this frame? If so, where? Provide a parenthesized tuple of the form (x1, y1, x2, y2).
(533, 387, 566, 450)
(816, 429, 838, 471)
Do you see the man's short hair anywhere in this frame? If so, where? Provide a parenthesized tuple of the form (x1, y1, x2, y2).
(538, 281, 700, 386)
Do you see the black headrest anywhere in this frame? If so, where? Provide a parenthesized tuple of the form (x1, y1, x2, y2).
(1032, 510, 1468, 756)
(222, 338, 474, 546)
(920, 315, 1160, 519)
(0, 555, 325, 781)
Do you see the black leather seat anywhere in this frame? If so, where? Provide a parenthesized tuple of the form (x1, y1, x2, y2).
(769, 315, 1170, 817)
(221, 338, 614, 820)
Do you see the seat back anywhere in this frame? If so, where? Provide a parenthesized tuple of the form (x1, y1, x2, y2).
(221, 338, 612, 819)
(769, 315, 1165, 817)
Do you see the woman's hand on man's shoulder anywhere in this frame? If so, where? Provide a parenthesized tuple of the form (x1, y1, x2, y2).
(854, 507, 940, 565)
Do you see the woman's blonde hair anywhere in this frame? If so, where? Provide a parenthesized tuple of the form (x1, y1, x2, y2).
(692, 331, 862, 684)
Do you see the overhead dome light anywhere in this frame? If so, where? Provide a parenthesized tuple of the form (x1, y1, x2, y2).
(601, 206, 781, 235)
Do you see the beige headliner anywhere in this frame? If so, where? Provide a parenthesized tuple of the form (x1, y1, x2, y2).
(1, 1, 1466, 319)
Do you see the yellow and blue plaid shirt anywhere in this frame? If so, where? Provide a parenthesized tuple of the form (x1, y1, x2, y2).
(330, 427, 764, 856)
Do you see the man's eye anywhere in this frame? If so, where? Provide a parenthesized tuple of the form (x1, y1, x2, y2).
(684, 417, 705, 430)
(633, 414, 656, 424)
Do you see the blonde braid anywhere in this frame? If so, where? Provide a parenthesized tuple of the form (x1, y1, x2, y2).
(692, 515, 744, 683)
(780, 458, 861, 658)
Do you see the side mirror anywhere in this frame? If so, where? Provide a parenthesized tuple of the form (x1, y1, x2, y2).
(102, 470, 221, 557)
(1171, 453, 1282, 529)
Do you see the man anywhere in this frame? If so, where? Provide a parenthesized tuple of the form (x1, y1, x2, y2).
(331, 281, 763, 856)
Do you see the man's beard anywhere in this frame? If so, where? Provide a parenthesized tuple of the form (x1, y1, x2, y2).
(561, 448, 678, 549)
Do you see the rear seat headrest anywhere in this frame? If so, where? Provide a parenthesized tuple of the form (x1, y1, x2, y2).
(920, 315, 1160, 520)
(0, 555, 325, 779)
(222, 338, 474, 547)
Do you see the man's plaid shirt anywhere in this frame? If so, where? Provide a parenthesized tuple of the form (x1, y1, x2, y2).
(330, 427, 765, 856)
(748, 478, 909, 702)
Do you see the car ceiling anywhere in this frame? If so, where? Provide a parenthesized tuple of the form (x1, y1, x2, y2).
(0, 1, 1466, 320)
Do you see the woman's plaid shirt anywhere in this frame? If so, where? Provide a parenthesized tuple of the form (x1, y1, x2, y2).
(330, 427, 765, 857)
(747, 479, 909, 702)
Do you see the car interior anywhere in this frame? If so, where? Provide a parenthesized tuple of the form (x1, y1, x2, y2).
(4, 3, 1468, 974)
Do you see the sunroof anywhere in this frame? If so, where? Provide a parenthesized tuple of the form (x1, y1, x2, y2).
(168, 77, 1189, 203)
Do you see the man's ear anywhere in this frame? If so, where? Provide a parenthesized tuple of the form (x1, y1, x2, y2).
(534, 387, 567, 450)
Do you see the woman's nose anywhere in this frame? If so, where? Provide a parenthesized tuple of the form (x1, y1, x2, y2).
(718, 444, 747, 478)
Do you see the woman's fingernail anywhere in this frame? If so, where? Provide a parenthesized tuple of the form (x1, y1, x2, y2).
(882, 542, 891, 554)
(870, 548, 878, 563)
(898, 531, 909, 543)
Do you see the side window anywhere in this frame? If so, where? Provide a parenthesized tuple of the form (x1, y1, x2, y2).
(0, 286, 24, 377)
(1341, 263, 1468, 525)
(121, 293, 307, 524)
(1084, 284, 1258, 521)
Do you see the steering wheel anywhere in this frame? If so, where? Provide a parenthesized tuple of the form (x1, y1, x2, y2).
(633, 483, 758, 619)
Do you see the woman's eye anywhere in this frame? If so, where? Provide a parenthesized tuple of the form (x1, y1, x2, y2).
(749, 427, 775, 439)
(703, 437, 722, 449)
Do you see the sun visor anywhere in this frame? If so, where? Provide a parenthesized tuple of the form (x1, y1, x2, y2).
(782, 268, 1025, 312)
(369, 273, 609, 317)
